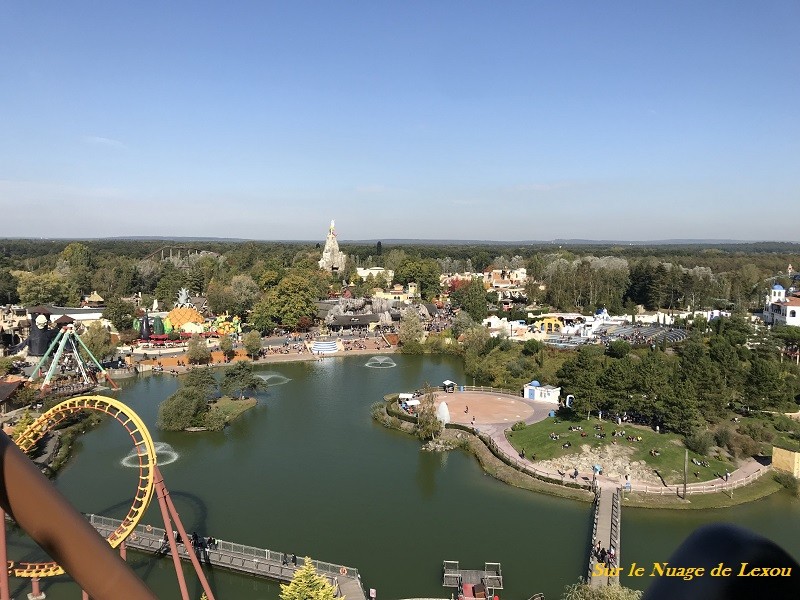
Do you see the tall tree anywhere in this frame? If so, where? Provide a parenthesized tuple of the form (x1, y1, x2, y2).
(186, 334, 211, 364)
(250, 272, 319, 331)
(242, 330, 262, 359)
(415, 387, 442, 441)
(79, 322, 116, 362)
(221, 361, 266, 400)
(16, 271, 70, 306)
(449, 278, 488, 322)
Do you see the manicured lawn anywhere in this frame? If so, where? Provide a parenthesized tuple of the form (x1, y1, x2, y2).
(210, 396, 257, 423)
(506, 417, 736, 484)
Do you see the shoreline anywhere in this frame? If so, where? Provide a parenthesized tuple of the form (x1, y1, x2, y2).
(133, 345, 398, 375)
(375, 397, 782, 510)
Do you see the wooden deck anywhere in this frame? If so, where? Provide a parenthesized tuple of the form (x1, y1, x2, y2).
(87, 514, 366, 600)
(587, 487, 622, 587)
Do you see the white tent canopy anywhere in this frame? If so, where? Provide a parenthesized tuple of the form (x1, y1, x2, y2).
(406, 399, 421, 407)
(442, 380, 456, 386)
(398, 393, 414, 400)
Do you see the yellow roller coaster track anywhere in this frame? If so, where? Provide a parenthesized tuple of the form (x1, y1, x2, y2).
(10, 395, 157, 578)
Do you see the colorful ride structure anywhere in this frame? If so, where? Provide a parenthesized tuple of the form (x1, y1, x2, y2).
(28, 324, 119, 397)
(0, 396, 215, 600)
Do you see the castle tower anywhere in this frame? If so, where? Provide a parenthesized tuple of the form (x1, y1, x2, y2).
(318, 220, 347, 272)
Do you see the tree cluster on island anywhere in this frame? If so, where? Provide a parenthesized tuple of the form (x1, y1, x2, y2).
(156, 362, 266, 431)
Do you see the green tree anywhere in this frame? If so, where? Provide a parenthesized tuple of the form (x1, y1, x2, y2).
(16, 271, 70, 306)
(557, 347, 604, 416)
(597, 358, 635, 414)
(225, 274, 261, 316)
(394, 258, 441, 300)
(0, 357, 14, 377)
(203, 406, 226, 431)
(745, 357, 787, 410)
(154, 263, 185, 307)
(279, 557, 338, 600)
(156, 387, 207, 431)
(605, 340, 631, 359)
(242, 330, 262, 359)
(398, 309, 425, 352)
(183, 367, 218, 398)
(219, 335, 235, 360)
(450, 278, 488, 322)
(221, 361, 266, 400)
(0, 269, 19, 304)
(103, 298, 136, 332)
(79, 322, 116, 362)
(60, 242, 94, 270)
(451, 311, 476, 339)
(250, 273, 319, 331)
(415, 387, 442, 441)
(186, 334, 212, 365)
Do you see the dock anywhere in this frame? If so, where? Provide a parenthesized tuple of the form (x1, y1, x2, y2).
(442, 560, 502, 598)
(587, 487, 622, 587)
(87, 514, 366, 600)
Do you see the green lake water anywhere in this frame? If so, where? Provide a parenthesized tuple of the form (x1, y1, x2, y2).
(8, 354, 800, 599)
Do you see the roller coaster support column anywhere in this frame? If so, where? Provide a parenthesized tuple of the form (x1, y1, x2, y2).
(120, 540, 127, 561)
(153, 479, 190, 600)
(30, 577, 42, 599)
(0, 431, 156, 600)
(0, 509, 9, 600)
(153, 467, 216, 600)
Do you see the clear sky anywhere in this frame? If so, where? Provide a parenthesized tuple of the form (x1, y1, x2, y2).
(1, 2, 798, 242)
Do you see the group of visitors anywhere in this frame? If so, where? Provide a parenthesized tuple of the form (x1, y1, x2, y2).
(594, 540, 617, 569)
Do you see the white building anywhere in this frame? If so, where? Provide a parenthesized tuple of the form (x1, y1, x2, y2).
(523, 380, 561, 403)
(764, 284, 800, 327)
(356, 267, 393, 283)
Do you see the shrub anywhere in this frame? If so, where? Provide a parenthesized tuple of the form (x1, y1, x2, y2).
(684, 431, 714, 455)
(773, 471, 800, 498)
(399, 340, 424, 355)
(606, 340, 632, 359)
(714, 426, 734, 448)
(511, 421, 526, 431)
(738, 421, 774, 443)
(522, 339, 544, 356)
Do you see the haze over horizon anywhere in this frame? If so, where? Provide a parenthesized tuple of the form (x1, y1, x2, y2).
(1, 2, 798, 242)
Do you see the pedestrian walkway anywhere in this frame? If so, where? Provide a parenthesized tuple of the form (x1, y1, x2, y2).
(587, 487, 621, 587)
(445, 391, 769, 497)
(87, 514, 366, 600)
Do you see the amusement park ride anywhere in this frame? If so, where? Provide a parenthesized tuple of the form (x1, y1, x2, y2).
(0, 324, 215, 599)
(2, 396, 216, 600)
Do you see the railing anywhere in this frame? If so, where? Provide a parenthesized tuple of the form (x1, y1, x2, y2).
(610, 488, 621, 558)
(587, 489, 601, 580)
(626, 467, 768, 496)
(86, 514, 363, 597)
(457, 385, 522, 397)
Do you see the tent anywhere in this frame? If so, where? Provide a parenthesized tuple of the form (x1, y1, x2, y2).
(406, 399, 421, 407)
(442, 380, 456, 393)
(398, 393, 414, 400)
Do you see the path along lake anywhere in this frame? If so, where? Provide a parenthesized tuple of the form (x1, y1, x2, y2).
(8, 355, 800, 599)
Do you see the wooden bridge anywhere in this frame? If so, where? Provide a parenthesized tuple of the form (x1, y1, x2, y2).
(587, 487, 622, 587)
(87, 514, 367, 600)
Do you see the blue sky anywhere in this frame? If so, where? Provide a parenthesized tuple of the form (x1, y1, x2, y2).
(1, 2, 798, 241)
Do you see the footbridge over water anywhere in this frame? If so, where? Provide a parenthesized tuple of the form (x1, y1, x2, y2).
(587, 487, 622, 587)
(88, 514, 367, 600)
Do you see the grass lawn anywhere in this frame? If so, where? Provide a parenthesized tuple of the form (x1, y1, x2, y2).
(210, 396, 257, 423)
(506, 417, 736, 485)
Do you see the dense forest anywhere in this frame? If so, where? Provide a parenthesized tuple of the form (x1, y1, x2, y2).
(1, 238, 797, 317)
